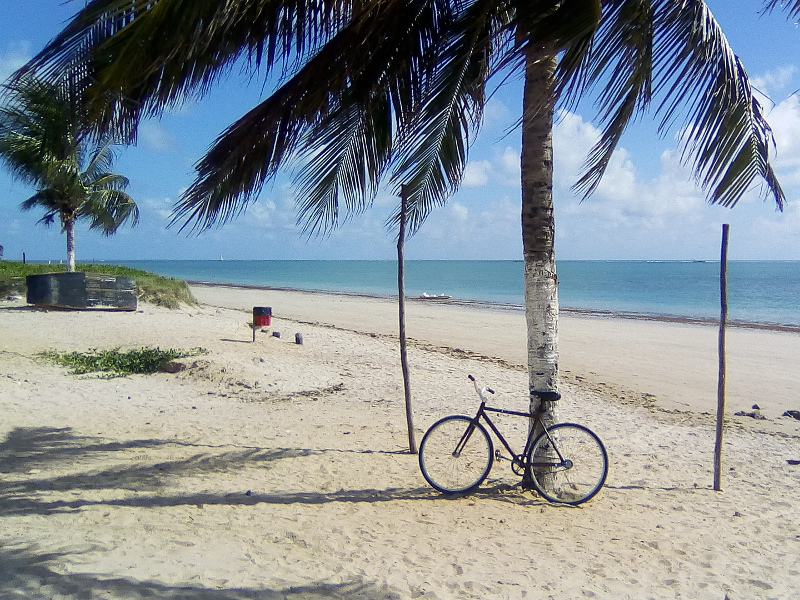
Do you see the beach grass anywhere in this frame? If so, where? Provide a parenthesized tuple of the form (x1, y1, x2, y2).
(0, 261, 196, 308)
(39, 346, 207, 376)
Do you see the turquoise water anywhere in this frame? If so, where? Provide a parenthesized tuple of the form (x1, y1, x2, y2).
(114, 260, 800, 327)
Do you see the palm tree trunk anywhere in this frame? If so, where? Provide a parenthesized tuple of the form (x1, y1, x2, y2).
(65, 218, 76, 272)
(520, 44, 559, 432)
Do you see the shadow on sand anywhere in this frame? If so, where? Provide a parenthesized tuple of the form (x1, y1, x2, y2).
(0, 426, 443, 519)
(0, 544, 402, 599)
(0, 426, 436, 598)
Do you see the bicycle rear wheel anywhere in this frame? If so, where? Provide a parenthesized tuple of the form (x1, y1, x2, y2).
(419, 415, 493, 494)
(526, 423, 608, 505)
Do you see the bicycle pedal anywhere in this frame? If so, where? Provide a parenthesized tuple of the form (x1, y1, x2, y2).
(494, 450, 512, 462)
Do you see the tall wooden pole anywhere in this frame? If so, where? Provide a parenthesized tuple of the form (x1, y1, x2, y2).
(713, 223, 730, 491)
(398, 185, 417, 454)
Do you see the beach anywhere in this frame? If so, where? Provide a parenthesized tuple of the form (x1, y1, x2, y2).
(1, 284, 799, 599)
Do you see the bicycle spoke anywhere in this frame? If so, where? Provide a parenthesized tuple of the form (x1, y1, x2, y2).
(419, 416, 493, 494)
(526, 423, 608, 505)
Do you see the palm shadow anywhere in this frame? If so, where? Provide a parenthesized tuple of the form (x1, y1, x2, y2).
(0, 426, 437, 517)
(0, 544, 402, 599)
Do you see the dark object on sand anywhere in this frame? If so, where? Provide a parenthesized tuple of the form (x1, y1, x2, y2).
(734, 409, 766, 420)
(253, 306, 272, 326)
(295, 333, 303, 345)
(782, 410, 800, 420)
(26, 272, 136, 311)
(787, 460, 800, 465)
(272, 331, 280, 338)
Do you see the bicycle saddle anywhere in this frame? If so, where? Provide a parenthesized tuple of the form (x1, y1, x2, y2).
(531, 390, 561, 402)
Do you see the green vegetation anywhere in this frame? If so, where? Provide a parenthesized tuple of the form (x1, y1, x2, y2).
(39, 346, 206, 377)
(0, 261, 195, 308)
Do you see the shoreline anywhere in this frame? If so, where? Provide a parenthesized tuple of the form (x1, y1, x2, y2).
(188, 279, 800, 334)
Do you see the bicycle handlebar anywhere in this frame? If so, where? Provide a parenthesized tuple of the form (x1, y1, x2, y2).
(468, 374, 494, 402)
(468, 374, 560, 403)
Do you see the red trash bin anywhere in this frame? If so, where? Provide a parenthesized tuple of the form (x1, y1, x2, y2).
(253, 306, 272, 326)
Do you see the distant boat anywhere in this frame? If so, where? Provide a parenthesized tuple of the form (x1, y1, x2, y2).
(220, 254, 224, 261)
(419, 292, 451, 300)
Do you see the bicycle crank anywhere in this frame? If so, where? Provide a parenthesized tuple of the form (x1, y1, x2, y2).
(495, 451, 526, 475)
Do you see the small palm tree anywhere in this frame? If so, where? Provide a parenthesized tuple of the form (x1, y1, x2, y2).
(0, 76, 137, 271)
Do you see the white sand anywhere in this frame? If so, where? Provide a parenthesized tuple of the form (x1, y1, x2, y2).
(192, 284, 800, 426)
(1, 286, 799, 599)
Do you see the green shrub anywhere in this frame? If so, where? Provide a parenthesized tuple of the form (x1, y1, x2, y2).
(40, 347, 206, 376)
(0, 277, 25, 297)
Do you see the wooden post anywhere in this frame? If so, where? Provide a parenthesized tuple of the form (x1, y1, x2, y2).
(398, 185, 417, 454)
(713, 224, 729, 491)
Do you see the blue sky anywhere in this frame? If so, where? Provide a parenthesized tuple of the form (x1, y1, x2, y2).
(2, 0, 800, 262)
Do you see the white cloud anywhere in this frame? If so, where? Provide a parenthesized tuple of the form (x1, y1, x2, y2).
(450, 201, 469, 222)
(498, 147, 520, 186)
(142, 197, 175, 220)
(552, 110, 601, 186)
(561, 148, 704, 229)
(462, 160, 491, 187)
(751, 198, 800, 238)
(482, 98, 512, 129)
(0, 42, 30, 83)
(408, 196, 522, 258)
(765, 94, 800, 181)
(753, 65, 798, 99)
(138, 122, 176, 153)
(460, 147, 520, 189)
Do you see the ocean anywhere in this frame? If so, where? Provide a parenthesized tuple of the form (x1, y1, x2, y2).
(114, 260, 800, 328)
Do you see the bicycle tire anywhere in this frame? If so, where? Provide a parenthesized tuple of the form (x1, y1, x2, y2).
(419, 415, 494, 494)
(525, 423, 608, 505)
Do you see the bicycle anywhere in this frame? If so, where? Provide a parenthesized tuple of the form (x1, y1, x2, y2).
(418, 375, 608, 505)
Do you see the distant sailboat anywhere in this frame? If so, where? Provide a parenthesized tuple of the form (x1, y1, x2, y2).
(220, 254, 224, 261)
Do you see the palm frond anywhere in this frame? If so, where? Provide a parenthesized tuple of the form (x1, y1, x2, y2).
(763, 0, 800, 18)
(574, 0, 783, 209)
(81, 140, 116, 183)
(294, 98, 393, 236)
(567, 0, 655, 195)
(520, 0, 602, 51)
(90, 172, 131, 191)
(0, 78, 78, 184)
(294, 0, 466, 235)
(172, 0, 457, 233)
(386, 0, 513, 234)
(80, 189, 139, 233)
(19, 0, 352, 139)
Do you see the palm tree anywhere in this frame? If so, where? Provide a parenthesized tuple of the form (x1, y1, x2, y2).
(0, 76, 137, 271)
(18, 0, 787, 423)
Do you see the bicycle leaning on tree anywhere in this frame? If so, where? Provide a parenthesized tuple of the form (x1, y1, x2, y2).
(418, 375, 608, 505)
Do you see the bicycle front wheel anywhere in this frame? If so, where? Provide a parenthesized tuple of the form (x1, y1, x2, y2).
(526, 423, 608, 505)
(419, 415, 493, 494)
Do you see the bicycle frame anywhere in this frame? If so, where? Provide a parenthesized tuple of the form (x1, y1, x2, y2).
(454, 395, 567, 471)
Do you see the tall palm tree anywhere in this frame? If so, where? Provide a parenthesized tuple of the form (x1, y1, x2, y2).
(0, 76, 138, 271)
(18, 0, 787, 421)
